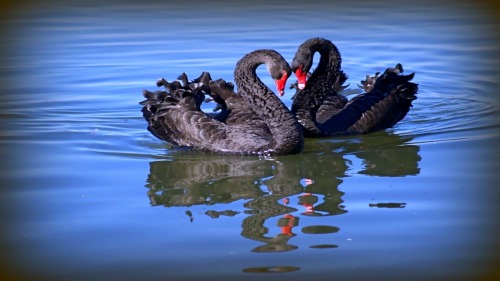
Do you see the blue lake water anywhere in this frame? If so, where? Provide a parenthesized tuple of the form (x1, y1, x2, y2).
(1, 0, 499, 280)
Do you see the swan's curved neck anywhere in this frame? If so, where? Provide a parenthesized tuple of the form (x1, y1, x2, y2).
(290, 39, 343, 136)
(234, 50, 303, 155)
(306, 38, 342, 86)
(292, 39, 343, 107)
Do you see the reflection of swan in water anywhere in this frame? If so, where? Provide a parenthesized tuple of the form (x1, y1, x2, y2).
(241, 194, 300, 253)
(144, 132, 421, 252)
(145, 153, 347, 252)
(145, 152, 349, 208)
(306, 131, 421, 176)
(146, 156, 273, 207)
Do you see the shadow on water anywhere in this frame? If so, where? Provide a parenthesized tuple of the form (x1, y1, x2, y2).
(143, 132, 421, 266)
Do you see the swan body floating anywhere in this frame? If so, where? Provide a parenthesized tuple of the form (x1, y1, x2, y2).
(290, 37, 418, 137)
(141, 49, 303, 156)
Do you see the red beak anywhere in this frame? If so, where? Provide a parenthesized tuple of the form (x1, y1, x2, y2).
(294, 68, 308, 90)
(275, 71, 289, 96)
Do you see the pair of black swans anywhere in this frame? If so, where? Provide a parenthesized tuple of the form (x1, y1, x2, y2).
(141, 37, 418, 156)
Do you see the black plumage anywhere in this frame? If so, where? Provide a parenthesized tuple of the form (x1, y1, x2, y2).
(140, 49, 303, 156)
(290, 37, 418, 137)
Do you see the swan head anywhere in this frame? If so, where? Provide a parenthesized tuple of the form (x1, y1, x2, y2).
(269, 61, 292, 96)
(291, 44, 314, 90)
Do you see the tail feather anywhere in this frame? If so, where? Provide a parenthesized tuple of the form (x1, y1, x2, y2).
(141, 71, 213, 141)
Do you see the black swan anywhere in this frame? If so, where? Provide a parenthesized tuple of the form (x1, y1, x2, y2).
(290, 37, 418, 137)
(141, 49, 303, 156)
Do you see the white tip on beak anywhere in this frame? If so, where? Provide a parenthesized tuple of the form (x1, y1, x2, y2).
(298, 83, 306, 90)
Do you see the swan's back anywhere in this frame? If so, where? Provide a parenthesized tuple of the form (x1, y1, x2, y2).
(141, 73, 273, 154)
(318, 64, 418, 135)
